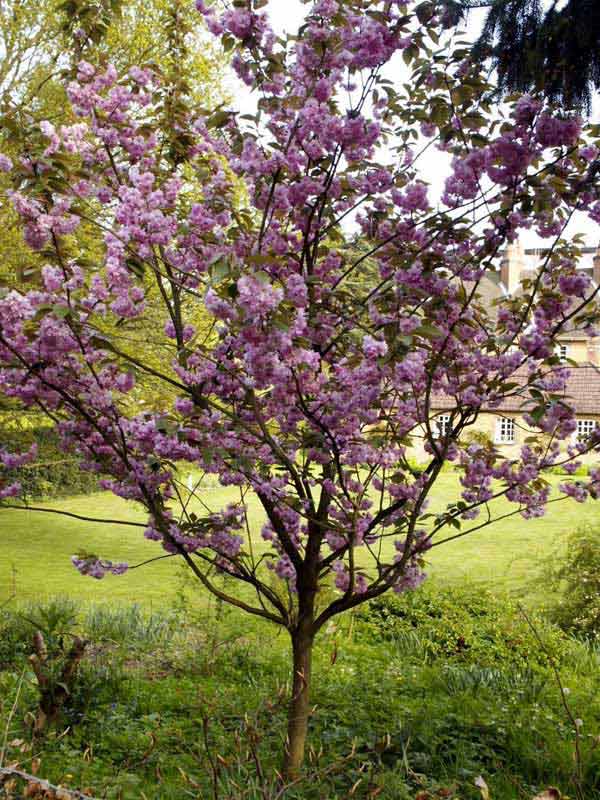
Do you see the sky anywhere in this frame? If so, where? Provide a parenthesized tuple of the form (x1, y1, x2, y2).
(229, 0, 600, 253)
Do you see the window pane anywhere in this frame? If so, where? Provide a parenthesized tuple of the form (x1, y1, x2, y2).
(435, 414, 450, 438)
(576, 419, 597, 441)
(496, 416, 515, 443)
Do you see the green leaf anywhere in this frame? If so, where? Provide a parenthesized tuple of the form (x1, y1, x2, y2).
(210, 258, 230, 283)
(247, 255, 275, 265)
(415, 323, 445, 339)
(207, 110, 233, 129)
(52, 304, 71, 319)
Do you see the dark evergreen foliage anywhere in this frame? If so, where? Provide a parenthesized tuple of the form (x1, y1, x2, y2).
(441, 0, 600, 111)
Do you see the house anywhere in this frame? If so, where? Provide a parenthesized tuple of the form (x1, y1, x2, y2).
(411, 363, 600, 464)
(411, 242, 600, 463)
(499, 241, 600, 365)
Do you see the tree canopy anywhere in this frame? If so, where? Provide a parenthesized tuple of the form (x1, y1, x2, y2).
(0, 0, 226, 288)
(442, 0, 600, 111)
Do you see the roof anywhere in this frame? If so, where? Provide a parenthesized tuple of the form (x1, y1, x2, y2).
(557, 329, 591, 341)
(562, 364, 600, 415)
(432, 363, 600, 416)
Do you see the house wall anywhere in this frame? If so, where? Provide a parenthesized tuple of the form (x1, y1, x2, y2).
(501, 239, 600, 366)
(560, 339, 600, 365)
(410, 411, 600, 466)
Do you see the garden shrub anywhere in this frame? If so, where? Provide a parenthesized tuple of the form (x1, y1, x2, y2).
(546, 524, 600, 638)
(84, 603, 178, 648)
(357, 585, 567, 669)
(0, 418, 100, 499)
(0, 598, 79, 668)
(0, 599, 135, 732)
(0, 607, 32, 668)
(20, 597, 79, 646)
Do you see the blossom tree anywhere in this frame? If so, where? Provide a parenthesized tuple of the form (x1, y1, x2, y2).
(2, 0, 600, 776)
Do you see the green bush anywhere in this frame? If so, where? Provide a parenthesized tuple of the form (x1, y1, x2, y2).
(0, 597, 79, 668)
(0, 607, 32, 668)
(84, 604, 179, 648)
(546, 524, 600, 638)
(357, 585, 567, 668)
(1, 420, 100, 499)
(2, 594, 599, 799)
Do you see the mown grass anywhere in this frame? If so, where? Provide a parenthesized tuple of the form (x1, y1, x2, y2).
(1, 472, 597, 605)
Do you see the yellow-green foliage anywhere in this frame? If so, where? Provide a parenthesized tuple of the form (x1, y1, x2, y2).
(546, 524, 600, 638)
(0, 0, 227, 291)
(359, 584, 568, 669)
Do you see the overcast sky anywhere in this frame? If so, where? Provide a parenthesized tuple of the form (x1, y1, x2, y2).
(229, 1, 600, 252)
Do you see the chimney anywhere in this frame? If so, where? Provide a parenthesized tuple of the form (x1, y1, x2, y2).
(593, 243, 600, 286)
(500, 239, 526, 295)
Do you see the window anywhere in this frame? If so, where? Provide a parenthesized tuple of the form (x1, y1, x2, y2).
(434, 414, 451, 438)
(557, 343, 569, 361)
(576, 419, 598, 442)
(495, 416, 516, 444)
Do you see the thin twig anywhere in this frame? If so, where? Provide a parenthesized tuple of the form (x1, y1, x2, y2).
(0, 668, 25, 768)
(0, 504, 146, 527)
(518, 604, 585, 800)
(0, 593, 15, 612)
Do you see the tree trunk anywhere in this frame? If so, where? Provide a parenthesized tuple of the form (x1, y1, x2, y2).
(282, 630, 314, 780)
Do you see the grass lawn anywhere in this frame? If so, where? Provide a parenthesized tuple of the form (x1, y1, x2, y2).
(1, 472, 597, 606)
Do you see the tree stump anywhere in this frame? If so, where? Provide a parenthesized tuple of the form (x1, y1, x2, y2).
(28, 632, 87, 735)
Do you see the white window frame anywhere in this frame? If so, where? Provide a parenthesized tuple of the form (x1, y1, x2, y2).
(434, 413, 451, 439)
(576, 419, 598, 443)
(557, 343, 569, 361)
(495, 416, 516, 444)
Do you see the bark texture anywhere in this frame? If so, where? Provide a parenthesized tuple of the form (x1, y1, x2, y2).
(282, 631, 314, 779)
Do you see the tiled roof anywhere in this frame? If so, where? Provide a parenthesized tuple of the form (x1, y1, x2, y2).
(562, 364, 600, 415)
(433, 363, 600, 416)
(557, 329, 591, 341)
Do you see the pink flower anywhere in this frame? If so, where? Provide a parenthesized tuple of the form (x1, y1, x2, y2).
(362, 335, 387, 358)
(0, 0, 597, 686)
(536, 114, 582, 148)
(77, 60, 96, 82)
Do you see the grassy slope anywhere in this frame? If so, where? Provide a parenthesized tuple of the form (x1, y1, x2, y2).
(1, 473, 597, 605)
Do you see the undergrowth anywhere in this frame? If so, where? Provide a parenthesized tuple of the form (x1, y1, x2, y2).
(1, 586, 598, 799)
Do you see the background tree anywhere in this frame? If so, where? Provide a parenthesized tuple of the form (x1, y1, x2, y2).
(440, 0, 600, 111)
(0, 0, 226, 288)
(0, 0, 225, 415)
(2, 0, 600, 779)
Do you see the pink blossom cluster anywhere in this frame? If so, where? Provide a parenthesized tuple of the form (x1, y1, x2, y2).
(71, 555, 129, 579)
